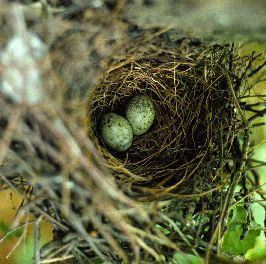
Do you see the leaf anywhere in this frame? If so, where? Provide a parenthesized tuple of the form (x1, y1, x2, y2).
(245, 236, 266, 261)
(15, 238, 49, 264)
(172, 252, 203, 264)
(229, 206, 247, 225)
(15, 238, 34, 264)
(155, 224, 171, 235)
(0, 220, 23, 240)
(221, 206, 261, 256)
(0, 221, 10, 233)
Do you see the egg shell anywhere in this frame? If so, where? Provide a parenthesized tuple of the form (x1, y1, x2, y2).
(100, 113, 133, 151)
(126, 95, 156, 136)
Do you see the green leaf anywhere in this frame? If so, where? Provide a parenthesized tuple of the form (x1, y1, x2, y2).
(0, 221, 10, 233)
(0, 220, 23, 240)
(229, 206, 247, 225)
(245, 236, 266, 261)
(172, 252, 203, 264)
(15, 238, 34, 264)
(155, 224, 171, 235)
(221, 206, 261, 256)
(15, 238, 58, 264)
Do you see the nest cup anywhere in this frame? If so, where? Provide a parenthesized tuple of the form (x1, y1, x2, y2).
(88, 37, 238, 199)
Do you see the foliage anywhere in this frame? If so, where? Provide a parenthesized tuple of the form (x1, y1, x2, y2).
(245, 236, 266, 261)
(221, 206, 261, 256)
(0, 220, 22, 240)
(171, 252, 203, 264)
(15, 238, 34, 264)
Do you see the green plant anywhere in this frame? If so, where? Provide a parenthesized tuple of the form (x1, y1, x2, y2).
(221, 206, 261, 256)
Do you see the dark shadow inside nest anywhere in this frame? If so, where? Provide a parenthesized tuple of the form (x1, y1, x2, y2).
(88, 46, 238, 196)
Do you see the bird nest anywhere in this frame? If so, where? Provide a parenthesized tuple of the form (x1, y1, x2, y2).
(88, 37, 239, 200)
(1, 27, 265, 264)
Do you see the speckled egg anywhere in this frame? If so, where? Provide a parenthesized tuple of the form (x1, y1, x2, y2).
(100, 113, 133, 151)
(126, 95, 156, 136)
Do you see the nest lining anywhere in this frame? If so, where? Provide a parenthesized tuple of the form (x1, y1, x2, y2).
(88, 39, 239, 197)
